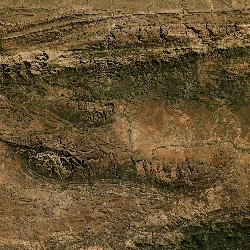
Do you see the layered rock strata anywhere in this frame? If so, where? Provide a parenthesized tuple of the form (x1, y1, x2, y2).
(0, 2, 250, 249)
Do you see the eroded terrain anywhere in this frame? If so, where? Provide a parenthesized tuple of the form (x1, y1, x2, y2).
(0, 1, 250, 249)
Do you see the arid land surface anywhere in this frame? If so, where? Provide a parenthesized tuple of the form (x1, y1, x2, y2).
(0, 1, 250, 249)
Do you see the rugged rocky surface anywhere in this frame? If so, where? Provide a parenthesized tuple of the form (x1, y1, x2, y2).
(0, 1, 250, 249)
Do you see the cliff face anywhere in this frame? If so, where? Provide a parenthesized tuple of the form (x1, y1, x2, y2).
(0, 2, 250, 249)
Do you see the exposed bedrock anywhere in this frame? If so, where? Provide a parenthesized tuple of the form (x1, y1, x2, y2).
(0, 4, 250, 250)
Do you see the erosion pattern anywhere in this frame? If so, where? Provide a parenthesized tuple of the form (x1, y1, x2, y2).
(0, 1, 250, 249)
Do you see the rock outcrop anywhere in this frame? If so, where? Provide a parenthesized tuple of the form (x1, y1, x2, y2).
(0, 1, 249, 249)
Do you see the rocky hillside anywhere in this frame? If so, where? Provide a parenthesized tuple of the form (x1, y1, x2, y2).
(0, 1, 250, 249)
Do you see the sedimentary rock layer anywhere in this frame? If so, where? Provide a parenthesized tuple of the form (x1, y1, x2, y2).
(0, 3, 249, 249)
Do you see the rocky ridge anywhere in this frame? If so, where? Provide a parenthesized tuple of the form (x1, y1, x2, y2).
(0, 2, 250, 250)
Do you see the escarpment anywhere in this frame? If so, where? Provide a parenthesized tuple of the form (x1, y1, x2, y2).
(0, 1, 250, 249)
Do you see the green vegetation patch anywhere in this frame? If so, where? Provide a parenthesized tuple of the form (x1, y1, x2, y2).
(180, 220, 250, 250)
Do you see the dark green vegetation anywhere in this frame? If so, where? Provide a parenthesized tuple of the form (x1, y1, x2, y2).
(18, 47, 250, 109)
(180, 220, 250, 250)
(1, 47, 249, 113)
(126, 222, 250, 250)
(133, 220, 250, 250)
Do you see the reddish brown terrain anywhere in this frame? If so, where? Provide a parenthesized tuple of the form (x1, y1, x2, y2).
(0, 1, 250, 249)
